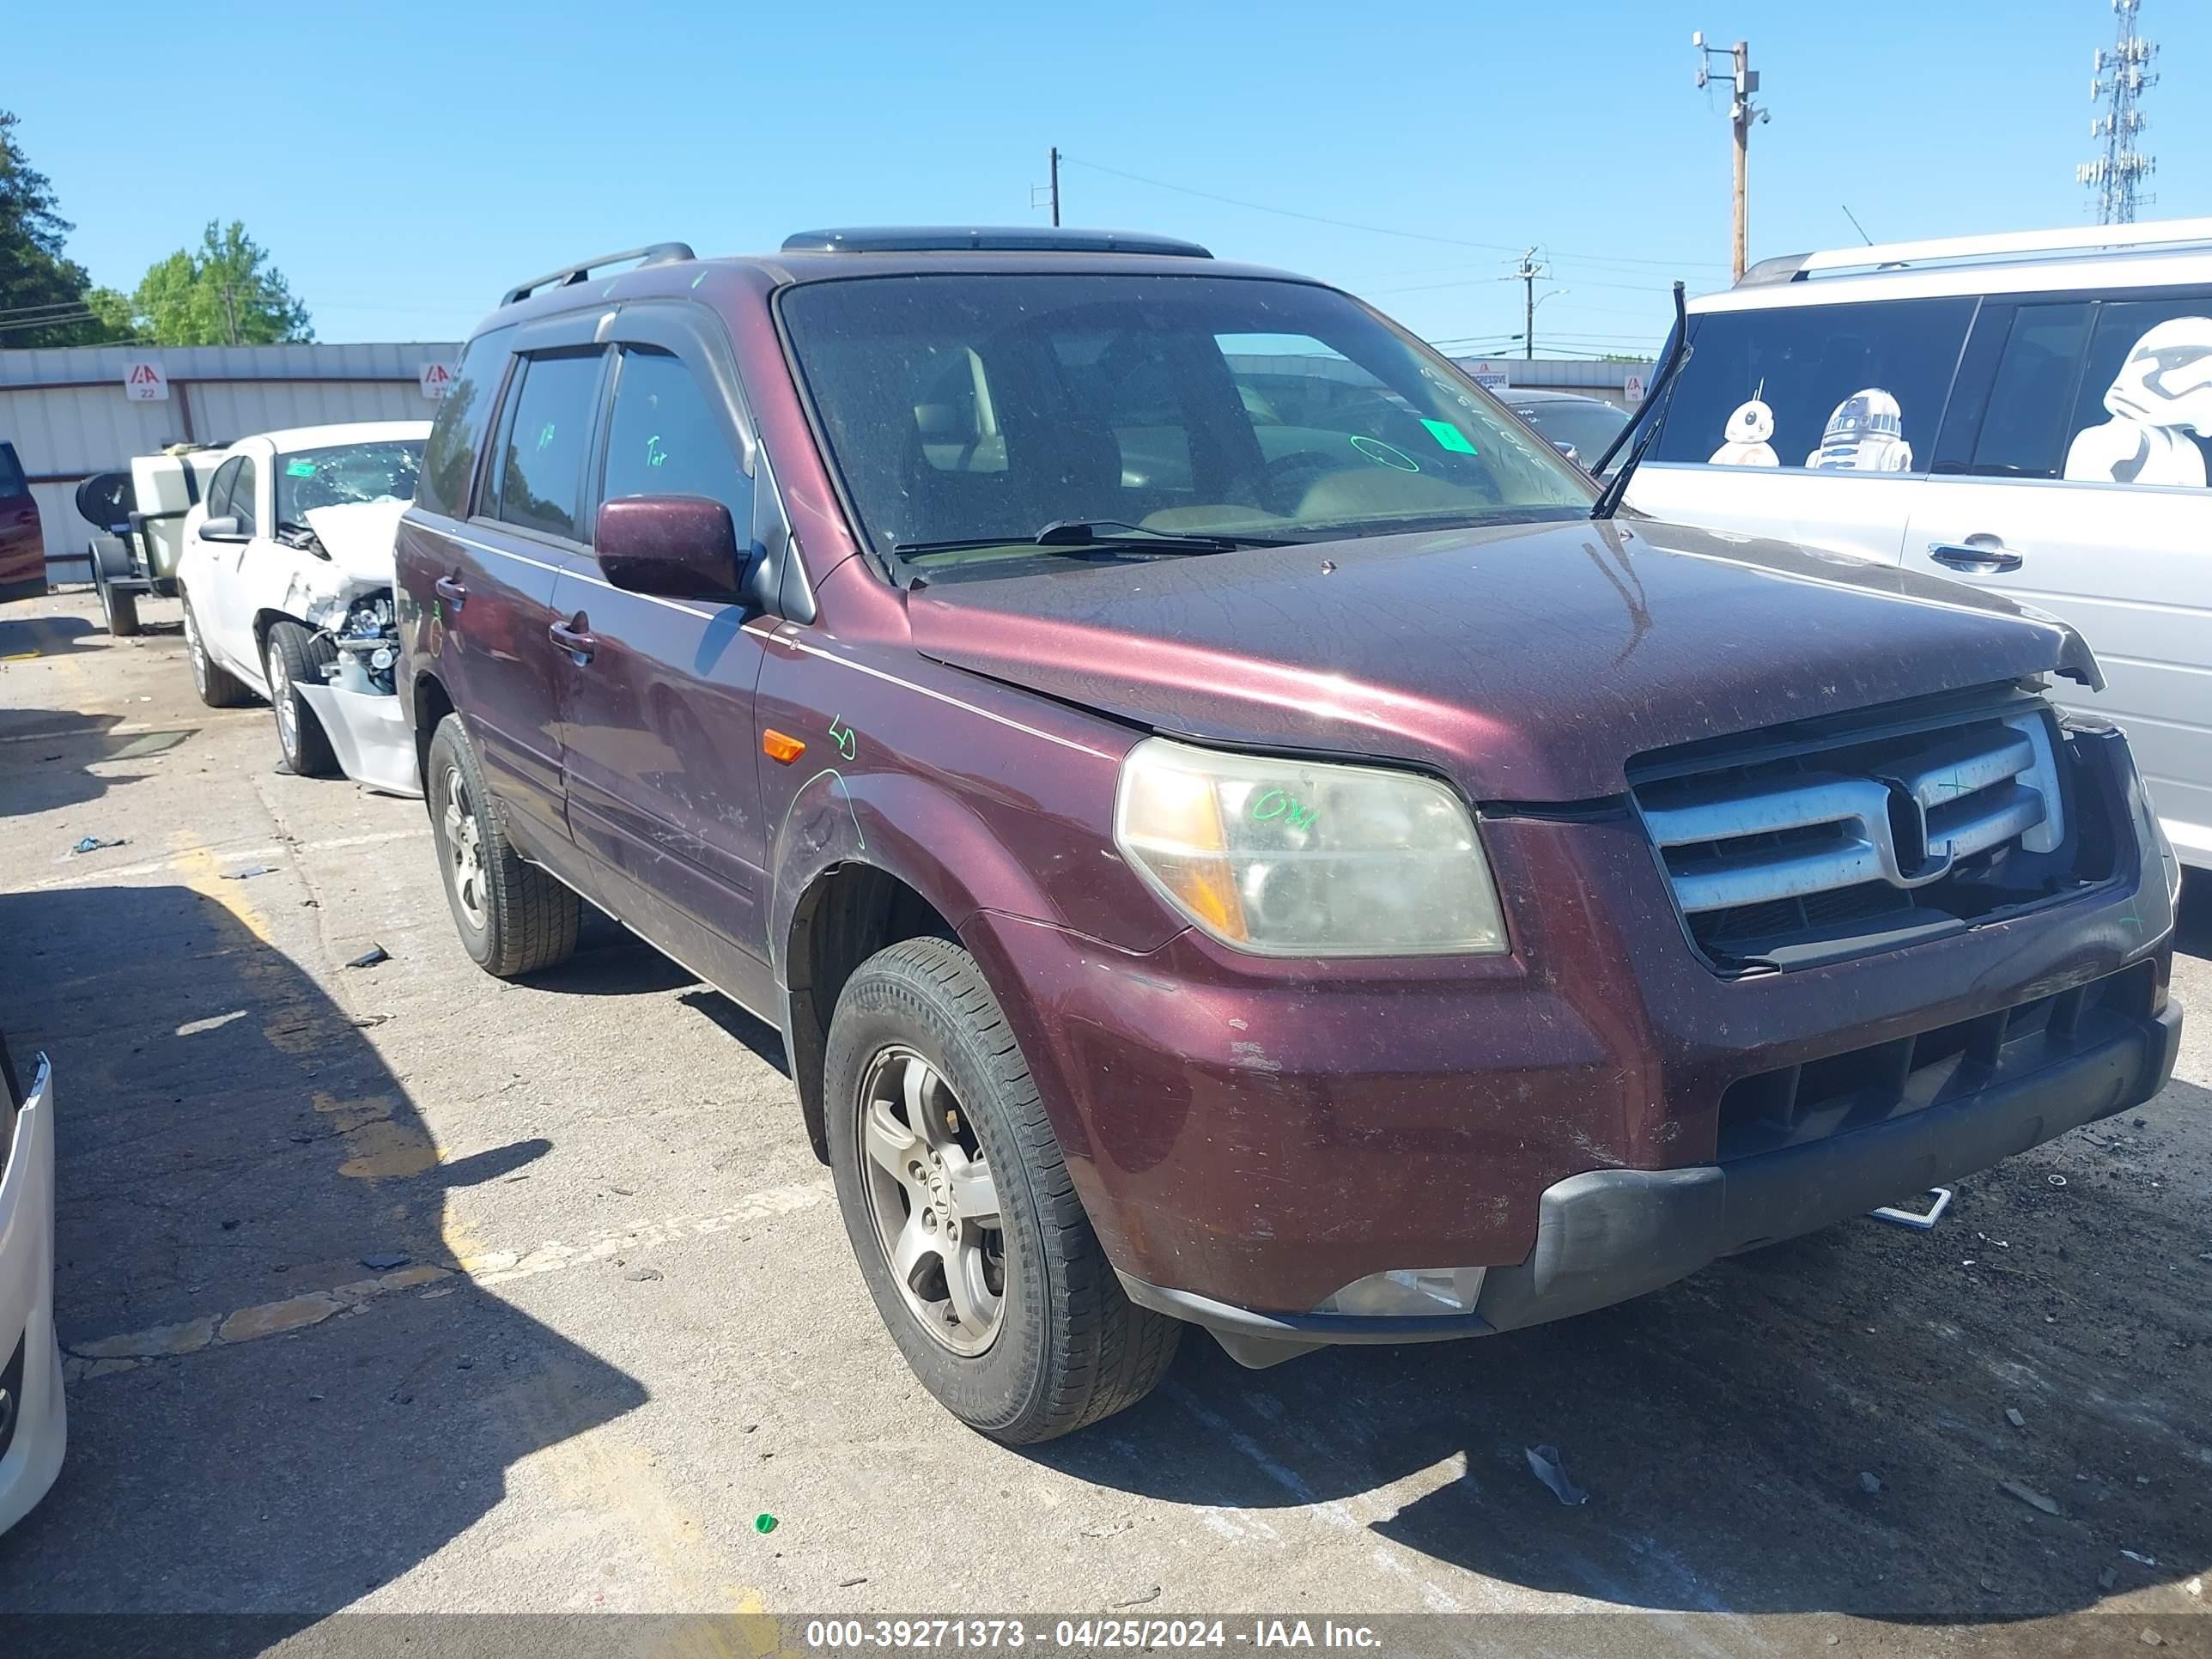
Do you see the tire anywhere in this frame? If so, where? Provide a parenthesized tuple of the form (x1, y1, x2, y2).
(100, 578, 140, 638)
(264, 620, 341, 779)
(181, 592, 252, 708)
(825, 938, 1180, 1443)
(426, 714, 580, 977)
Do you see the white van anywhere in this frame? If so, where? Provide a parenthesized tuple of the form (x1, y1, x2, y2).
(1626, 218, 2212, 871)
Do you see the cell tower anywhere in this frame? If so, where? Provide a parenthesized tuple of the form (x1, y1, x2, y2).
(2078, 0, 2158, 223)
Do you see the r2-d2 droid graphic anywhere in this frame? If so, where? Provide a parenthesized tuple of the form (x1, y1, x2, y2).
(2063, 316, 2212, 489)
(1709, 397, 1779, 466)
(1805, 388, 1913, 472)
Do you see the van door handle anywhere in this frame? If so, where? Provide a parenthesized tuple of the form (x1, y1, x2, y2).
(549, 616, 596, 662)
(1928, 540, 2024, 574)
(434, 574, 468, 607)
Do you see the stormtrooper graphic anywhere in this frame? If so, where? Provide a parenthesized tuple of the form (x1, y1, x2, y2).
(2063, 316, 2212, 488)
(1804, 388, 1913, 471)
(1709, 396, 1779, 466)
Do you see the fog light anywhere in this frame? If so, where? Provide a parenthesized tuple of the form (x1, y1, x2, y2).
(1313, 1267, 1486, 1317)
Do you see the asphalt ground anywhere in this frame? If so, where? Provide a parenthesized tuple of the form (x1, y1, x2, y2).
(0, 588, 2205, 1656)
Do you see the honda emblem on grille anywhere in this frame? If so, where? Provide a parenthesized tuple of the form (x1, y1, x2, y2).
(1882, 779, 1952, 884)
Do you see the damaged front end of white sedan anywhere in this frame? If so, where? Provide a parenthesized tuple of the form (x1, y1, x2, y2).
(284, 500, 422, 799)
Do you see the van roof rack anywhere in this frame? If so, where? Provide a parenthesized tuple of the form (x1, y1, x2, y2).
(1737, 216, 2212, 287)
(500, 242, 697, 307)
(780, 226, 1212, 258)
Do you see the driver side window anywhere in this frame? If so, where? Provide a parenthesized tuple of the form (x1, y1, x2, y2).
(230, 458, 259, 537)
(206, 458, 240, 524)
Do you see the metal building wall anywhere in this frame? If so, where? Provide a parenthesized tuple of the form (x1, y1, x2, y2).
(0, 342, 459, 577)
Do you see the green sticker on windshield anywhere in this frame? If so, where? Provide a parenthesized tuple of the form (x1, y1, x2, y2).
(1419, 419, 1478, 455)
(284, 459, 317, 477)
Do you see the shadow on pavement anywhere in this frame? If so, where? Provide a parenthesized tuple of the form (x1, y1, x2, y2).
(0, 708, 188, 823)
(0, 883, 647, 1616)
(1034, 1075, 2212, 1621)
(0, 615, 99, 659)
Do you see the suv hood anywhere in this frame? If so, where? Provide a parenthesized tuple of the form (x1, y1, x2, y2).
(906, 518, 2100, 802)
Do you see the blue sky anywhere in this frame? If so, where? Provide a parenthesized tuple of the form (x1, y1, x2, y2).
(12, 0, 2209, 355)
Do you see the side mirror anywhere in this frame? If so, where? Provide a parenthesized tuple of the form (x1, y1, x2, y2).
(594, 495, 746, 602)
(200, 515, 247, 543)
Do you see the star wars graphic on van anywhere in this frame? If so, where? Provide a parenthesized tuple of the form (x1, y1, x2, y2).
(1710, 387, 1914, 471)
(2063, 315, 2212, 488)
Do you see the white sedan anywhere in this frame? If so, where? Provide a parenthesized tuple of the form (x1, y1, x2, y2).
(177, 421, 431, 795)
(0, 1032, 61, 1538)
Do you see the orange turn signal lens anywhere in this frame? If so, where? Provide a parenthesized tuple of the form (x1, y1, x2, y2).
(762, 729, 807, 763)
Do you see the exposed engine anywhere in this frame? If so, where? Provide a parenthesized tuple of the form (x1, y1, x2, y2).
(318, 589, 399, 696)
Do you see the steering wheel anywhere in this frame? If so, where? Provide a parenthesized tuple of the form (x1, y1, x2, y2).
(1255, 449, 1342, 512)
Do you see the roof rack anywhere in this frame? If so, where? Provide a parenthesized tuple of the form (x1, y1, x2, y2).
(1737, 216, 2212, 287)
(780, 226, 1212, 258)
(500, 242, 697, 307)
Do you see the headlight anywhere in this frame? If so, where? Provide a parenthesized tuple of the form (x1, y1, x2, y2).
(1112, 737, 1507, 957)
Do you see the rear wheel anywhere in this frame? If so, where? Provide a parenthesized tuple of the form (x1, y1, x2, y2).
(826, 937, 1180, 1443)
(264, 620, 340, 778)
(182, 592, 251, 708)
(426, 714, 580, 977)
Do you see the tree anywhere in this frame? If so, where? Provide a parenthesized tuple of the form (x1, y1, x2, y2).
(129, 221, 313, 345)
(0, 108, 136, 346)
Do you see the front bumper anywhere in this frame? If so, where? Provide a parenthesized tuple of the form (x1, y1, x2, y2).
(0, 1054, 66, 1535)
(1119, 998, 2180, 1365)
(296, 684, 423, 798)
(959, 720, 2181, 1352)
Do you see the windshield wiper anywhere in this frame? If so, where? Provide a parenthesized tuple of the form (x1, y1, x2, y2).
(1589, 281, 1692, 521)
(895, 520, 1291, 557)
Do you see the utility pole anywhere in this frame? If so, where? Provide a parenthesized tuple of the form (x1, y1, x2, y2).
(2079, 0, 2158, 224)
(1695, 33, 1769, 281)
(221, 283, 240, 347)
(1050, 146, 1060, 228)
(1515, 247, 1544, 360)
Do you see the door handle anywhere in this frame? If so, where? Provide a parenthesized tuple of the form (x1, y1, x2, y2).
(434, 574, 468, 607)
(548, 616, 597, 662)
(1928, 540, 2024, 574)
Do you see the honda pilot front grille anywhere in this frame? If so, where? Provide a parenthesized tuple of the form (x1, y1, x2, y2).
(1630, 694, 2108, 969)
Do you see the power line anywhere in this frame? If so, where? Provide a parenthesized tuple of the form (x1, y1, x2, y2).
(2079, 0, 2158, 222)
(1059, 155, 1730, 273)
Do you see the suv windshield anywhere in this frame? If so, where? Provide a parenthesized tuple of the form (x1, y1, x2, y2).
(779, 273, 1591, 573)
(276, 440, 425, 523)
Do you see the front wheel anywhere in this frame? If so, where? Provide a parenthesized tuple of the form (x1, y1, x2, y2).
(825, 938, 1180, 1443)
(264, 620, 340, 778)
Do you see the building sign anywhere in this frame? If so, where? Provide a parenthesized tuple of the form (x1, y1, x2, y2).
(123, 361, 168, 402)
(1623, 372, 1648, 408)
(1464, 361, 1510, 391)
(419, 361, 459, 399)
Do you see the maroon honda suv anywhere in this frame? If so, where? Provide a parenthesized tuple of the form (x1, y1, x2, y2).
(396, 228, 2183, 1443)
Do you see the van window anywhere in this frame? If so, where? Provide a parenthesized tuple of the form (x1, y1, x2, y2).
(2060, 295, 2212, 488)
(600, 348, 753, 532)
(1653, 298, 1975, 475)
(417, 329, 514, 517)
(0, 441, 25, 499)
(488, 350, 605, 539)
(1967, 302, 2093, 478)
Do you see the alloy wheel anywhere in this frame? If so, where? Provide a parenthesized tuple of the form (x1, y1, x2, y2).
(441, 764, 489, 931)
(855, 1045, 1006, 1356)
(185, 604, 209, 697)
(266, 640, 297, 761)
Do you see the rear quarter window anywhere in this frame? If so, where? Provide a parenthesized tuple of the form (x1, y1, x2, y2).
(1654, 297, 1975, 475)
(0, 441, 26, 498)
(416, 328, 515, 518)
(2060, 295, 2212, 488)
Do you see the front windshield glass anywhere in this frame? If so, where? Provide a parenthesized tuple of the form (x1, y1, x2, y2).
(779, 274, 1592, 573)
(1513, 398, 1630, 462)
(276, 440, 425, 523)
